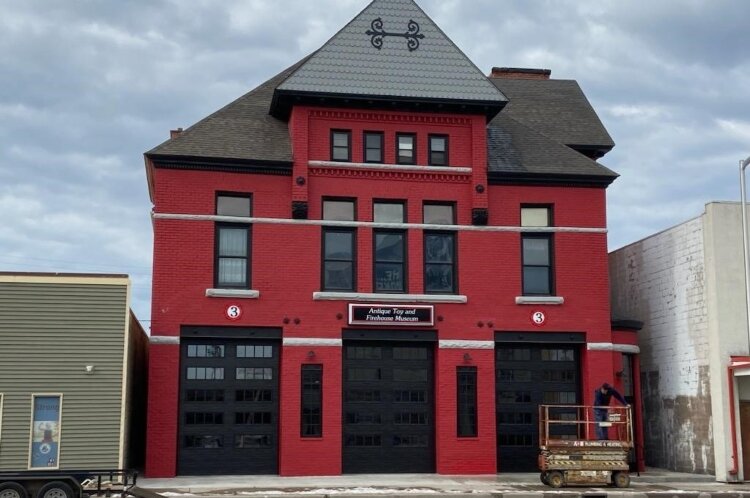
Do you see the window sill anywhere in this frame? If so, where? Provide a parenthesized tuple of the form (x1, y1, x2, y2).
(313, 292, 467, 304)
(205, 289, 260, 299)
(515, 296, 564, 305)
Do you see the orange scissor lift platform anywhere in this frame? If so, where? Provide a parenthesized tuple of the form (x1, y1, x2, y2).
(538, 404, 633, 488)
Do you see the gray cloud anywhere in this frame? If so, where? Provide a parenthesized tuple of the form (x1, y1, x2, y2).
(1, 0, 748, 326)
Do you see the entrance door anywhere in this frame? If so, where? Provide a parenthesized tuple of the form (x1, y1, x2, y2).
(179, 338, 279, 475)
(342, 341, 435, 473)
(741, 401, 750, 479)
(495, 344, 580, 471)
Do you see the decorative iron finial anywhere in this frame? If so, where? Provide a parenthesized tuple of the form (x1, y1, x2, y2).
(366, 18, 425, 52)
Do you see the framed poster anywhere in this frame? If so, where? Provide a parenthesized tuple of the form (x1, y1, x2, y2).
(28, 394, 63, 469)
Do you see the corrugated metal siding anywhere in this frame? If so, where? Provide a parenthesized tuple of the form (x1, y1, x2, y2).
(0, 282, 127, 470)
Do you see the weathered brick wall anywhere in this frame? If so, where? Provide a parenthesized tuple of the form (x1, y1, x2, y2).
(609, 216, 714, 474)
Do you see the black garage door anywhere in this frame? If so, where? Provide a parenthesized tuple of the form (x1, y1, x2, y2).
(342, 341, 435, 473)
(495, 342, 580, 471)
(179, 338, 279, 475)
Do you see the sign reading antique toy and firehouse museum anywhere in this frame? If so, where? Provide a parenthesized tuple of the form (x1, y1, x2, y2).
(348, 304, 434, 326)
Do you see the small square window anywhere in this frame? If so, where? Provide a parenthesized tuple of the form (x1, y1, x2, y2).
(521, 207, 551, 227)
(429, 135, 448, 166)
(396, 134, 416, 165)
(323, 200, 355, 221)
(217, 195, 251, 217)
(374, 202, 405, 223)
(423, 203, 455, 225)
(331, 131, 351, 162)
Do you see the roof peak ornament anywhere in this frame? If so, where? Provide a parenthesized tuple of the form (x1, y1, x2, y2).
(366, 18, 425, 52)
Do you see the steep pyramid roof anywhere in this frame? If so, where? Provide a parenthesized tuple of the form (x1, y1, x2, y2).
(272, 0, 506, 117)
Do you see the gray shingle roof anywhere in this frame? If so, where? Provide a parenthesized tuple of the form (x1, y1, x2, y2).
(146, 60, 306, 163)
(276, 0, 506, 104)
(488, 113, 618, 181)
(490, 78, 614, 153)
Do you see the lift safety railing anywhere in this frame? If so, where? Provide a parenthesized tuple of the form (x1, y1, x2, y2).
(538, 404, 634, 448)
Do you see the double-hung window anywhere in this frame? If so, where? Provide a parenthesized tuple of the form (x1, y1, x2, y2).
(322, 199, 356, 291)
(301, 365, 323, 437)
(215, 194, 252, 289)
(396, 133, 416, 165)
(428, 135, 448, 166)
(364, 132, 384, 163)
(521, 206, 553, 295)
(373, 201, 406, 293)
(331, 130, 351, 162)
(424, 203, 457, 293)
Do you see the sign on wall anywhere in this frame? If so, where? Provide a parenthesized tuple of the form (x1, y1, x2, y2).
(349, 304, 434, 326)
(29, 394, 62, 469)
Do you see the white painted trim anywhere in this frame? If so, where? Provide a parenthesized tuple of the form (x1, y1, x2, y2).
(283, 338, 343, 347)
(150, 336, 180, 345)
(0, 393, 4, 445)
(309, 160, 472, 175)
(314, 292, 467, 303)
(0, 275, 130, 286)
(28, 393, 63, 470)
(118, 281, 132, 470)
(152, 213, 608, 234)
(587, 342, 641, 354)
(206, 288, 260, 299)
(439, 340, 495, 349)
(515, 296, 565, 305)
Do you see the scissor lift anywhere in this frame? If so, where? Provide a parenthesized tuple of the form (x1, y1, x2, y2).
(538, 404, 633, 488)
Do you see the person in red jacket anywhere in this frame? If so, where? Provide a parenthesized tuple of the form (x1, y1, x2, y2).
(594, 382, 628, 440)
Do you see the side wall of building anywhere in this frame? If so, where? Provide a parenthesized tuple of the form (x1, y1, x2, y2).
(609, 216, 713, 473)
(0, 278, 129, 470)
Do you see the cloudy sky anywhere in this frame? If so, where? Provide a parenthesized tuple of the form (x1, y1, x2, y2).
(1, 0, 748, 327)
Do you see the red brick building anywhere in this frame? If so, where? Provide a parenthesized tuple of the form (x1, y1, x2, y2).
(144, 0, 643, 477)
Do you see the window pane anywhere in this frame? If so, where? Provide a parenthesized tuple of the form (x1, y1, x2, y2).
(523, 267, 550, 294)
(366, 134, 382, 148)
(323, 200, 354, 221)
(218, 258, 247, 286)
(397, 135, 415, 164)
(521, 207, 550, 227)
(324, 261, 353, 290)
(425, 234, 453, 263)
(217, 196, 250, 217)
(375, 233, 404, 261)
(219, 228, 248, 257)
(365, 148, 382, 162)
(430, 136, 446, 152)
(424, 204, 454, 225)
(324, 232, 353, 259)
(375, 263, 404, 292)
(457, 367, 477, 437)
(365, 133, 383, 163)
(425, 264, 453, 293)
(523, 238, 550, 265)
(333, 133, 349, 147)
(374, 203, 404, 223)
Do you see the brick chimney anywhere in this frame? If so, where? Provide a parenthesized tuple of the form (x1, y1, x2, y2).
(170, 127, 183, 139)
(490, 67, 551, 80)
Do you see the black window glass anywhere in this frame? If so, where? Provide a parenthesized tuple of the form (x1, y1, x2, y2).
(424, 232, 455, 293)
(497, 348, 531, 361)
(345, 390, 381, 402)
(187, 345, 225, 358)
(235, 389, 272, 402)
(332, 131, 351, 161)
(235, 434, 271, 448)
(393, 369, 428, 382)
(393, 347, 427, 360)
(323, 230, 355, 291)
(184, 435, 223, 448)
(429, 135, 448, 166)
(457, 367, 477, 437)
(186, 389, 225, 402)
(235, 412, 272, 424)
(345, 412, 383, 424)
(347, 368, 381, 381)
(217, 226, 249, 288)
(346, 346, 382, 360)
(374, 231, 405, 292)
(301, 365, 323, 437)
(364, 132, 383, 163)
(497, 369, 532, 382)
(522, 235, 552, 295)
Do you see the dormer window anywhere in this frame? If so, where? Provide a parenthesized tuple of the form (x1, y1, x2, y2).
(331, 130, 351, 162)
(396, 133, 416, 165)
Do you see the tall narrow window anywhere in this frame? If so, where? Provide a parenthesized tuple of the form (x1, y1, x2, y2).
(364, 132, 384, 163)
(331, 130, 351, 162)
(396, 133, 416, 165)
(322, 199, 356, 291)
(428, 135, 448, 166)
(424, 203, 457, 293)
(301, 365, 323, 437)
(374, 231, 406, 292)
(215, 194, 252, 288)
(457, 367, 477, 437)
(29, 394, 62, 469)
(521, 206, 553, 295)
(0, 393, 4, 444)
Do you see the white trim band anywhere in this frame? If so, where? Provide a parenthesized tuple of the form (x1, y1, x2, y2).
(150, 336, 180, 345)
(587, 342, 640, 354)
(152, 213, 607, 234)
(309, 160, 472, 175)
(283, 338, 343, 347)
(314, 292, 467, 303)
(206, 288, 260, 299)
(439, 340, 495, 349)
(515, 296, 565, 305)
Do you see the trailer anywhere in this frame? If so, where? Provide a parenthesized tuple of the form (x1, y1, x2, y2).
(0, 469, 138, 498)
(538, 404, 633, 488)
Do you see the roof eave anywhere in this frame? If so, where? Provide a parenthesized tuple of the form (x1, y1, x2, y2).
(488, 171, 619, 188)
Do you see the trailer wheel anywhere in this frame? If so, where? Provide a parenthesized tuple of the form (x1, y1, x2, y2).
(546, 470, 564, 488)
(37, 482, 74, 498)
(539, 472, 548, 485)
(612, 471, 630, 488)
(0, 482, 28, 498)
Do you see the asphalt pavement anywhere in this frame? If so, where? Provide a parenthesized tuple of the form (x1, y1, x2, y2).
(136, 468, 750, 497)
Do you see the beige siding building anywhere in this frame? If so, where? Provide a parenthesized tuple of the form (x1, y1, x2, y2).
(0, 273, 147, 471)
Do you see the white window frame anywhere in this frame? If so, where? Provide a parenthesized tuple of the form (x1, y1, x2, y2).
(0, 393, 4, 445)
(28, 393, 64, 470)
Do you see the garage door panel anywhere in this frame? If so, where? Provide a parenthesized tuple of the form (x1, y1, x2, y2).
(179, 339, 279, 475)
